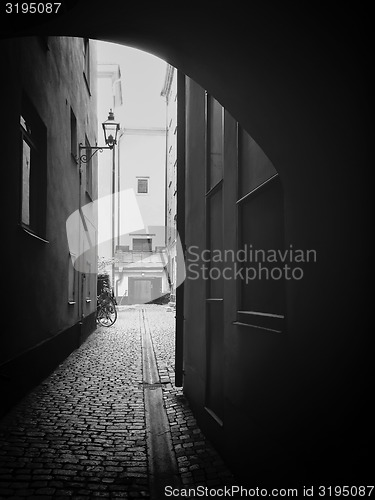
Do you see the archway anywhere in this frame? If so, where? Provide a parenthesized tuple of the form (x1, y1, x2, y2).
(1, 3, 372, 485)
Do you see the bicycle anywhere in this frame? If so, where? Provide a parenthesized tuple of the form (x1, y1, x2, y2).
(96, 288, 118, 327)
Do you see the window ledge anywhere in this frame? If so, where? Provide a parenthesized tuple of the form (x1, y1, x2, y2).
(235, 310, 285, 333)
(204, 407, 223, 427)
(237, 310, 284, 319)
(233, 321, 283, 334)
(20, 225, 49, 243)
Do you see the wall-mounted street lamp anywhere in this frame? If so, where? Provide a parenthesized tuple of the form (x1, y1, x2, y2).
(102, 109, 120, 149)
(77, 109, 120, 163)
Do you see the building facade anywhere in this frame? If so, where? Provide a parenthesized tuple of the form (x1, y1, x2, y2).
(177, 74, 326, 485)
(96, 46, 169, 305)
(163, 68, 288, 481)
(114, 126, 169, 304)
(161, 65, 178, 303)
(0, 36, 98, 416)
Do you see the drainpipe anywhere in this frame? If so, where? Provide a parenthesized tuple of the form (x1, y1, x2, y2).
(117, 129, 125, 248)
(111, 143, 116, 296)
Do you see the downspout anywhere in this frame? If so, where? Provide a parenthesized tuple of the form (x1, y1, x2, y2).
(117, 129, 125, 249)
(115, 129, 125, 304)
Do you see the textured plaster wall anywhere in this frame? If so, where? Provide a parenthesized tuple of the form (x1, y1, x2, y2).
(0, 36, 97, 364)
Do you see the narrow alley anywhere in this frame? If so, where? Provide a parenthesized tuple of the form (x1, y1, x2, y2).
(0, 14, 372, 491)
(0, 306, 235, 499)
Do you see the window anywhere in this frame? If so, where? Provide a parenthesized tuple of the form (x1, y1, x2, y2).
(68, 253, 76, 304)
(83, 38, 90, 91)
(207, 95, 223, 190)
(85, 262, 91, 302)
(20, 93, 47, 238)
(133, 238, 152, 251)
(137, 178, 149, 194)
(70, 108, 77, 158)
(85, 136, 93, 198)
(21, 134, 31, 226)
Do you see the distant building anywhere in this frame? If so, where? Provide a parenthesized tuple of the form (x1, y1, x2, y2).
(96, 50, 169, 305)
(98, 63, 123, 112)
(0, 36, 98, 416)
(114, 126, 169, 304)
(161, 65, 178, 302)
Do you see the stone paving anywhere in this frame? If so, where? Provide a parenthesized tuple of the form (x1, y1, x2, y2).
(147, 309, 235, 490)
(0, 305, 236, 499)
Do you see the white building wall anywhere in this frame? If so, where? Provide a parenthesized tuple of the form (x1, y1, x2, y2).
(119, 129, 166, 250)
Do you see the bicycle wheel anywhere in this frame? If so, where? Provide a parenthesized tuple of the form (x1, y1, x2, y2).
(97, 302, 117, 327)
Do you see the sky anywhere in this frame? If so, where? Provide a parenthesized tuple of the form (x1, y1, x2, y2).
(97, 41, 168, 130)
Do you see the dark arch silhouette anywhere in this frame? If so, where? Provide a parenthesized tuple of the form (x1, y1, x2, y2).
(1, 2, 372, 485)
(1, 4, 370, 180)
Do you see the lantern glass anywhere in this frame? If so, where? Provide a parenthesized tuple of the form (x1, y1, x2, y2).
(102, 109, 120, 148)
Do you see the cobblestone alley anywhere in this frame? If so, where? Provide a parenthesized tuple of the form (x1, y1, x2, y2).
(0, 305, 236, 499)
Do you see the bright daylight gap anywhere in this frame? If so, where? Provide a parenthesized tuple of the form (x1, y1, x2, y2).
(96, 41, 178, 313)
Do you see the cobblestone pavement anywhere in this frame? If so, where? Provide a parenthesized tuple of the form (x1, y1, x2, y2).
(0, 305, 236, 499)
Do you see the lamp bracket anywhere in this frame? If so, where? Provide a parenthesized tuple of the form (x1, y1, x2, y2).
(76, 143, 113, 164)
